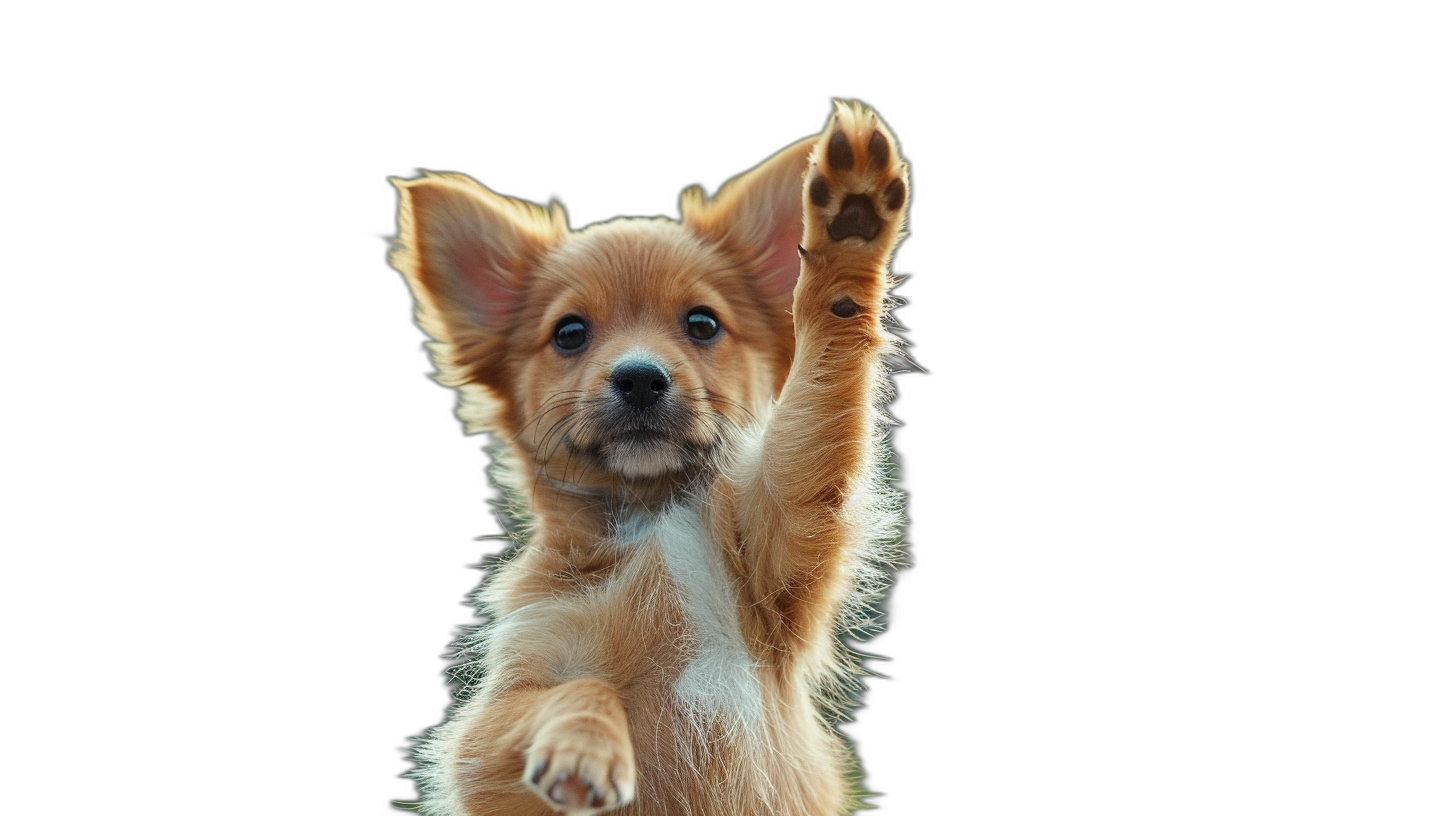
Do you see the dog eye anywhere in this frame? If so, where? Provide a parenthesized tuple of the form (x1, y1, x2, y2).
(685, 308, 721, 343)
(553, 316, 588, 352)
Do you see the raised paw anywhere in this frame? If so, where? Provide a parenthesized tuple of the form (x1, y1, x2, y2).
(523, 713, 636, 815)
(803, 101, 908, 251)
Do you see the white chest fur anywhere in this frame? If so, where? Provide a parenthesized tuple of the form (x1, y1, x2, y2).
(617, 502, 763, 732)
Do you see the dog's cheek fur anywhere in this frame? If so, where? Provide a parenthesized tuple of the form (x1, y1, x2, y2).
(709, 288, 797, 419)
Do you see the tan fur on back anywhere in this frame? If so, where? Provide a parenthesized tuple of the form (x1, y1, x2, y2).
(387, 101, 910, 816)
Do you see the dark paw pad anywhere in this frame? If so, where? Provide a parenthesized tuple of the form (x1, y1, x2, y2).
(884, 178, 906, 211)
(868, 130, 890, 172)
(809, 176, 831, 207)
(831, 297, 861, 317)
(828, 130, 854, 170)
(827, 193, 882, 241)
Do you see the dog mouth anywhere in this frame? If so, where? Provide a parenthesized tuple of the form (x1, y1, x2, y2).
(558, 405, 720, 480)
(571, 423, 703, 459)
(601, 430, 669, 448)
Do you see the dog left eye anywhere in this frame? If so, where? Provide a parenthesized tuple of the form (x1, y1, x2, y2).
(685, 308, 721, 342)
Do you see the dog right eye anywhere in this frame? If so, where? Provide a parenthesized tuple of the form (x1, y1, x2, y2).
(685, 307, 722, 343)
(553, 316, 588, 353)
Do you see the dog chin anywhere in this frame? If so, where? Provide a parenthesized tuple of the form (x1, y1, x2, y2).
(599, 436, 690, 480)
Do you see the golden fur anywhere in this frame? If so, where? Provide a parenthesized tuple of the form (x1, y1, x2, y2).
(386, 101, 910, 815)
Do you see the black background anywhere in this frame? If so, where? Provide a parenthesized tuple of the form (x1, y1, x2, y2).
(238, 75, 1193, 810)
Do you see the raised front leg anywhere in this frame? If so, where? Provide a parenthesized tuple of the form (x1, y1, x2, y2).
(739, 101, 909, 645)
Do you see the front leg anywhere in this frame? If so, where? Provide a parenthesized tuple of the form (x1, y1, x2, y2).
(445, 677, 636, 816)
(520, 679, 635, 815)
(739, 101, 909, 643)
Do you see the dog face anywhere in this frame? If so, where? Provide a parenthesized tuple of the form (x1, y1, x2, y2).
(389, 139, 814, 486)
(509, 221, 788, 480)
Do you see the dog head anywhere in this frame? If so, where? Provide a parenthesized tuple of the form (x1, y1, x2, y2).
(389, 137, 813, 488)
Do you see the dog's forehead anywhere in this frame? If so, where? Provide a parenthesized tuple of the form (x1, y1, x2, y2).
(532, 219, 733, 307)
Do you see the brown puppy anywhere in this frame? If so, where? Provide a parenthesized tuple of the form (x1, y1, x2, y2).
(387, 100, 910, 816)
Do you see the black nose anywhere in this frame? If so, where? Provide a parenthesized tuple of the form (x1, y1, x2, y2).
(611, 361, 671, 409)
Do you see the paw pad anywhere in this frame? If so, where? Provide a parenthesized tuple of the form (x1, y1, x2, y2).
(828, 130, 855, 170)
(805, 108, 908, 247)
(827, 194, 881, 242)
(884, 178, 905, 212)
(867, 130, 890, 172)
(831, 296, 861, 317)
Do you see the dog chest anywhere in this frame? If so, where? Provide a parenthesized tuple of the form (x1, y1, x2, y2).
(615, 502, 764, 730)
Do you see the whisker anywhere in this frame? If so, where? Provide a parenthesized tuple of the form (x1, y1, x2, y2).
(539, 415, 580, 468)
(512, 390, 588, 443)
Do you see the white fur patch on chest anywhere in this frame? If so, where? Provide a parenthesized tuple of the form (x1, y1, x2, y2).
(617, 502, 763, 731)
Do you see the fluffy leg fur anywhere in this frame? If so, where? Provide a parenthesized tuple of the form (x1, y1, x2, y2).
(729, 101, 909, 657)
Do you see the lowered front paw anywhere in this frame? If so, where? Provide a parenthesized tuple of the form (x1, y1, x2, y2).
(523, 713, 635, 815)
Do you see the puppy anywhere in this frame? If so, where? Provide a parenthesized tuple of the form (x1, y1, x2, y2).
(387, 100, 910, 816)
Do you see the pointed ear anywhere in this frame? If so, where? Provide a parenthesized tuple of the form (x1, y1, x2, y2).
(389, 172, 566, 344)
(681, 135, 815, 302)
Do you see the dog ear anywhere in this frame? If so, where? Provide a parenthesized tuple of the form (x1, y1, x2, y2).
(681, 135, 815, 304)
(390, 172, 566, 337)
(388, 173, 567, 432)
